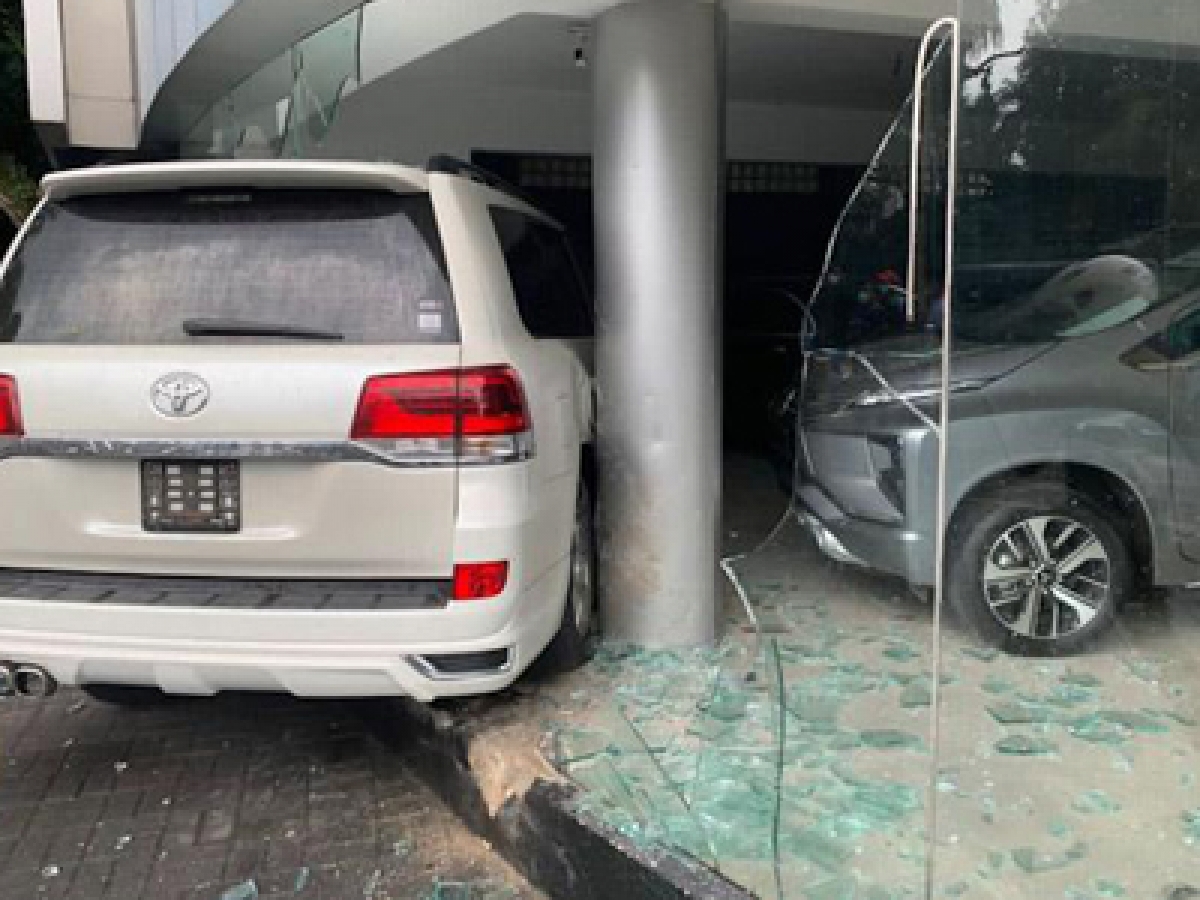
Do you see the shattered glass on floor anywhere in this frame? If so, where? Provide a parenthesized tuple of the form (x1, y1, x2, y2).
(547, 514, 937, 899)
(543, 490, 1200, 899)
(932, 596, 1200, 900)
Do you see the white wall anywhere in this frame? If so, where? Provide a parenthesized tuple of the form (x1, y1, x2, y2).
(21, 0, 64, 125)
(21, 0, 234, 148)
(316, 78, 894, 167)
(60, 0, 138, 148)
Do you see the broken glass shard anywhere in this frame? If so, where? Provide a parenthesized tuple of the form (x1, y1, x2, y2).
(1046, 684, 1096, 707)
(701, 678, 750, 722)
(1061, 669, 1101, 688)
(883, 644, 920, 662)
(1048, 820, 1072, 838)
(960, 647, 1000, 662)
(1066, 716, 1128, 745)
(995, 735, 1058, 756)
(1150, 709, 1198, 727)
(899, 682, 932, 708)
(1071, 790, 1121, 815)
(1096, 710, 1170, 734)
(1184, 808, 1200, 845)
(981, 676, 1015, 695)
(1011, 842, 1088, 874)
(988, 702, 1055, 725)
(858, 729, 925, 751)
(555, 728, 614, 765)
(1124, 659, 1161, 683)
(220, 882, 259, 900)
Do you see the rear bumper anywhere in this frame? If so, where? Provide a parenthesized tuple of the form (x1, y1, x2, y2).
(0, 561, 568, 702)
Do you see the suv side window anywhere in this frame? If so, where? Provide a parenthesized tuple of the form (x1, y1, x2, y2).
(491, 207, 592, 338)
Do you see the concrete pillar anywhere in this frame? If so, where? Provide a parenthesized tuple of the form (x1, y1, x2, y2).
(593, 0, 726, 647)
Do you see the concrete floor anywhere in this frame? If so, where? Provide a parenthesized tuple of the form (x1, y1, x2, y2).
(539, 455, 1200, 899)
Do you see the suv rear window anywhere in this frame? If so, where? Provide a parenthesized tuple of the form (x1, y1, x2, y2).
(0, 189, 458, 344)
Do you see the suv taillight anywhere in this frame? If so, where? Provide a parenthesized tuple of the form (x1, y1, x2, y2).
(0, 376, 22, 437)
(351, 366, 533, 464)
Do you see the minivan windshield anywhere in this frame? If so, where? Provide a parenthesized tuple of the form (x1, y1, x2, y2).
(810, 47, 1198, 351)
(0, 189, 458, 344)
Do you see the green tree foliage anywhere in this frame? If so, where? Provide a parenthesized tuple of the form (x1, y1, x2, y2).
(961, 0, 1193, 183)
(954, 0, 1200, 272)
(1, 0, 46, 221)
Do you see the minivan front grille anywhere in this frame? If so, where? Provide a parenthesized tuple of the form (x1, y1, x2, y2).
(0, 570, 451, 610)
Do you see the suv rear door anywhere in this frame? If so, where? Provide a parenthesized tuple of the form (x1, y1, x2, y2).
(0, 186, 462, 578)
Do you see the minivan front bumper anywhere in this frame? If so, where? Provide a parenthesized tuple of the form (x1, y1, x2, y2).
(795, 418, 938, 585)
(796, 481, 934, 585)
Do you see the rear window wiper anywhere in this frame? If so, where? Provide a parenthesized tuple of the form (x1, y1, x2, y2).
(182, 318, 345, 341)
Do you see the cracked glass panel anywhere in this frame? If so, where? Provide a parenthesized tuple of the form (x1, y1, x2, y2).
(546, 38, 956, 900)
(181, 6, 363, 159)
(935, 0, 1200, 897)
(280, 9, 363, 158)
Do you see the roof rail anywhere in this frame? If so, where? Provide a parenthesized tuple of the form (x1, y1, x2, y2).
(426, 154, 530, 203)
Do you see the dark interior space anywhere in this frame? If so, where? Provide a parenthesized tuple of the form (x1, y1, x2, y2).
(0, 211, 15, 255)
(473, 150, 862, 456)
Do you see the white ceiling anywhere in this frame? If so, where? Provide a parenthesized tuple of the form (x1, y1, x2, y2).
(366, 13, 918, 113)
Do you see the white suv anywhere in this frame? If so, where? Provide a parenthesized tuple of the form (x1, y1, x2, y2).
(0, 158, 597, 702)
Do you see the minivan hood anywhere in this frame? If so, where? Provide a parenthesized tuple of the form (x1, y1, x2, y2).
(804, 336, 1052, 410)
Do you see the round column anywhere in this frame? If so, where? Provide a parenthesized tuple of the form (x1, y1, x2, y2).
(593, 0, 726, 646)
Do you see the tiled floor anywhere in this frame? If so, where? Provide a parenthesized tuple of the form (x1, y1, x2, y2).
(0, 690, 538, 899)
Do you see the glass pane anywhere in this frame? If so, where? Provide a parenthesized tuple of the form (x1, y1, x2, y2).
(281, 8, 362, 158)
(547, 45, 954, 898)
(935, 1, 1200, 896)
(182, 7, 363, 159)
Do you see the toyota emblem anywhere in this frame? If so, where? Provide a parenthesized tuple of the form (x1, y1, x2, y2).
(151, 373, 210, 418)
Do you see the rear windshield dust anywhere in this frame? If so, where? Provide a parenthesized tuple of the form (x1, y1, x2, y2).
(0, 189, 458, 344)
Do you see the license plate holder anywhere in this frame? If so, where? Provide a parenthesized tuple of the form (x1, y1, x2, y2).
(142, 460, 241, 533)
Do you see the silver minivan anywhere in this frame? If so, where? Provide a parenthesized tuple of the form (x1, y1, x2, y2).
(798, 246, 1200, 655)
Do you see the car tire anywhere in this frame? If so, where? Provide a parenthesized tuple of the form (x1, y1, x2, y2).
(535, 481, 598, 675)
(80, 684, 183, 708)
(947, 482, 1131, 656)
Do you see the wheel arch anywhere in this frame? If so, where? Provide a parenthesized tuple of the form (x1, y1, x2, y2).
(950, 461, 1154, 585)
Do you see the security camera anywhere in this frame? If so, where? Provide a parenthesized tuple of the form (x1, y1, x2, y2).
(570, 25, 588, 69)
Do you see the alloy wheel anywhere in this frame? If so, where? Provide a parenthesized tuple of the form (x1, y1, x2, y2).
(981, 514, 1111, 641)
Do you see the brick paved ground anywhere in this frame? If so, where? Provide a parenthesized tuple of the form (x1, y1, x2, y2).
(0, 689, 540, 900)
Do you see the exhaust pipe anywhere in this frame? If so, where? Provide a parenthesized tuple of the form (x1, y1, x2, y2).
(15, 665, 57, 698)
(0, 663, 57, 698)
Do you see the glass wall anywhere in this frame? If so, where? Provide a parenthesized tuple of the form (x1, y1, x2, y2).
(549, 43, 956, 900)
(933, 1, 1200, 896)
(180, 6, 362, 158)
(167, 3, 1200, 897)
